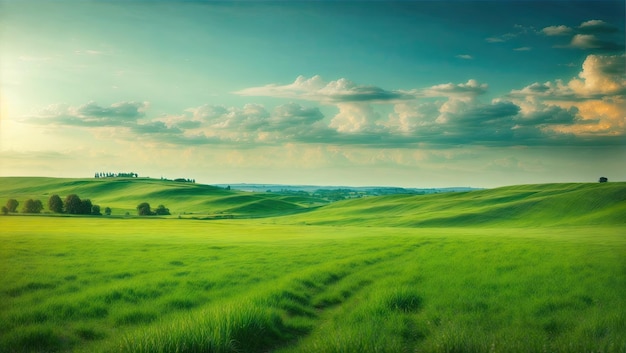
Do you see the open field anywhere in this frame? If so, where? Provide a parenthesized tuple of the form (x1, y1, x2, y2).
(1, 178, 625, 352)
(2, 219, 625, 353)
(0, 177, 327, 218)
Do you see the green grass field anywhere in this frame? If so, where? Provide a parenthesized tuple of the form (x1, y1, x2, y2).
(0, 177, 326, 218)
(0, 178, 625, 352)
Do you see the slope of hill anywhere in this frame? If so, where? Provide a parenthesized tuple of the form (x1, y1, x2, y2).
(279, 182, 626, 227)
(1, 177, 624, 227)
(0, 177, 326, 217)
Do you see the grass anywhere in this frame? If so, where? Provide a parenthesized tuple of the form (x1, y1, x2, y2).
(1, 216, 624, 353)
(0, 178, 625, 352)
(278, 182, 626, 227)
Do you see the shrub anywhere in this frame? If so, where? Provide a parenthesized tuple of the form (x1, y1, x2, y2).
(155, 205, 170, 215)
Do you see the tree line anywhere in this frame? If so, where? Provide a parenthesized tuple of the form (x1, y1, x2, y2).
(136, 203, 170, 216)
(2, 196, 170, 217)
(95, 172, 138, 178)
(2, 195, 110, 216)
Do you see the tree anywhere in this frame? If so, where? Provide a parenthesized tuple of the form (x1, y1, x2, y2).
(92, 204, 101, 215)
(64, 194, 82, 214)
(137, 202, 152, 216)
(599, 177, 608, 183)
(155, 204, 170, 215)
(6, 199, 19, 213)
(22, 199, 44, 213)
(48, 194, 63, 213)
(81, 199, 93, 215)
(1, 206, 8, 215)
(104, 207, 112, 216)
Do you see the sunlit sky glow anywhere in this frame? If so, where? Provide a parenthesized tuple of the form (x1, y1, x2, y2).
(1, 0, 624, 187)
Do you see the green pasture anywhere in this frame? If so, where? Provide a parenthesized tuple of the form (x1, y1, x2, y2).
(1, 216, 625, 353)
(279, 182, 626, 227)
(0, 177, 326, 217)
(1, 178, 625, 352)
(1, 177, 624, 227)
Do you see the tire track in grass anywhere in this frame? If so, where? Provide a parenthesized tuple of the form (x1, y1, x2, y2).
(265, 240, 431, 352)
(112, 240, 428, 353)
(274, 239, 433, 353)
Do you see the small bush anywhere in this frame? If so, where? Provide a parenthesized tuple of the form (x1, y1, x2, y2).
(155, 204, 170, 215)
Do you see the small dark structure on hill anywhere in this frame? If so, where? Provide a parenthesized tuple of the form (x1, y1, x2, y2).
(599, 177, 608, 183)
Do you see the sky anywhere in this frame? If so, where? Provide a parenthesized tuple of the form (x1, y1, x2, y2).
(0, 0, 624, 188)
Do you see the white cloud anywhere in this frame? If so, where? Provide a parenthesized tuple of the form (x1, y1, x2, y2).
(508, 54, 625, 139)
(511, 54, 626, 99)
(544, 20, 623, 51)
(329, 103, 381, 133)
(542, 25, 573, 36)
(425, 79, 488, 98)
(578, 19, 618, 33)
(569, 34, 607, 49)
(456, 54, 473, 60)
(24, 101, 149, 127)
(235, 75, 414, 103)
(569, 54, 626, 96)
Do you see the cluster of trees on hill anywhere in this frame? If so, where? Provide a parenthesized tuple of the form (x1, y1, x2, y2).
(161, 177, 195, 183)
(137, 202, 170, 216)
(2, 195, 111, 216)
(95, 172, 138, 178)
(55, 194, 107, 215)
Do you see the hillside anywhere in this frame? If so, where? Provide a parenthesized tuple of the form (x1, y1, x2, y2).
(279, 182, 626, 227)
(0, 177, 326, 217)
(1, 177, 624, 227)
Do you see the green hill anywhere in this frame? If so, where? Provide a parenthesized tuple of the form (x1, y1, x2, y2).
(1, 177, 624, 226)
(0, 177, 326, 217)
(280, 182, 626, 227)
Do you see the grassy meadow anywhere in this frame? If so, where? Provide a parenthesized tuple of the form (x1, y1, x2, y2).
(0, 178, 625, 352)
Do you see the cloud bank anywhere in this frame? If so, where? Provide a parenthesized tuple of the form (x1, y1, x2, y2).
(234, 75, 415, 103)
(22, 54, 624, 149)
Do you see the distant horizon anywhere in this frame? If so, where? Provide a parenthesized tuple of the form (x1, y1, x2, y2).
(1, 173, 619, 190)
(1, 1, 624, 188)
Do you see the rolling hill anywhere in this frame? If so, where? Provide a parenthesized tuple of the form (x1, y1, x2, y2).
(0, 177, 624, 227)
(0, 177, 326, 218)
(280, 182, 626, 227)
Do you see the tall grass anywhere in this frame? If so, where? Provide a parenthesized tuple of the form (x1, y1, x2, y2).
(1, 182, 625, 353)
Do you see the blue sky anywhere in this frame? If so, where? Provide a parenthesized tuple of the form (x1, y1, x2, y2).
(1, 0, 624, 187)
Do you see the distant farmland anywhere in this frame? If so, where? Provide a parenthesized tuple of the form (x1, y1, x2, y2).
(0, 178, 624, 353)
